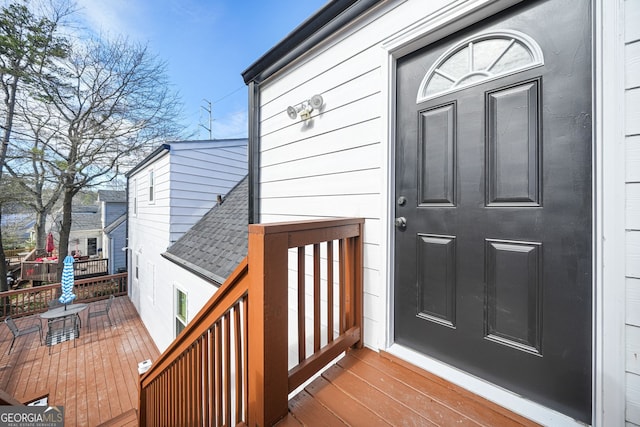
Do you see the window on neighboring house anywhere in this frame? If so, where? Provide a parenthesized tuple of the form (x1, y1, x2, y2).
(175, 287, 187, 337)
(133, 178, 138, 216)
(148, 170, 155, 203)
(87, 238, 97, 256)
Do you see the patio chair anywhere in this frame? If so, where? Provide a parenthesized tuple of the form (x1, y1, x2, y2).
(4, 317, 42, 355)
(45, 315, 79, 354)
(88, 295, 114, 329)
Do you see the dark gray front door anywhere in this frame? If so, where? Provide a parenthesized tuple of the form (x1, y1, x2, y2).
(394, 0, 592, 422)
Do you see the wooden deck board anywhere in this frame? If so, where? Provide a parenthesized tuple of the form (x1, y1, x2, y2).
(0, 296, 159, 426)
(278, 348, 540, 427)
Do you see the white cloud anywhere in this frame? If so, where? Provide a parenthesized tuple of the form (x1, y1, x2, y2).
(74, 0, 145, 40)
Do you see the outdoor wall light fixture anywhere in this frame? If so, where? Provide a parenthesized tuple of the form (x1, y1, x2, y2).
(286, 94, 324, 121)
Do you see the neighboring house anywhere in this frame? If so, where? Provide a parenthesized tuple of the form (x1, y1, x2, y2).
(98, 190, 127, 274)
(160, 176, 248, 349)
(60, 205, 102, 257)
(50, 191, 126, 267)
(125, 139, 248, 351)
(241, 1, 636, 425)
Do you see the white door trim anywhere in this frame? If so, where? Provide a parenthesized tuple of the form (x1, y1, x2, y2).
(379, 0, 626, 425)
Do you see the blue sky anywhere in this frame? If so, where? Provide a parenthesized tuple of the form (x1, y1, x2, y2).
(75, 0, 327, 140)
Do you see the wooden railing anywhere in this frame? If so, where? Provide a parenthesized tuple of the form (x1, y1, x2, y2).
(20, 258, 109, 282)
(139, 218, 364, 427)
(0, 272, 127, 320)
(73, 258, 109, 279)
(4, 248, 33, 258)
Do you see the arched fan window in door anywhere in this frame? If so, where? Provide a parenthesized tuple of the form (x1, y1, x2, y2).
(416, 30, 544, 103)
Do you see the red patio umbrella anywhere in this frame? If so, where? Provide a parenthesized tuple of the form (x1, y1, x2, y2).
(46, 232, 55, 255)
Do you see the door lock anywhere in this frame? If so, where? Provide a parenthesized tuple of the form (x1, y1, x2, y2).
(394, 217, 407, 230)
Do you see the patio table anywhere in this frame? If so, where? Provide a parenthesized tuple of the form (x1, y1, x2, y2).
(40, 304, 88, 349)
(40, 303, 88, 321)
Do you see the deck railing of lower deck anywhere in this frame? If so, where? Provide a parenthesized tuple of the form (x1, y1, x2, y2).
(138, 218, 364, 427)
(20, 258, 109, 282)
(0, 273, 128, 319)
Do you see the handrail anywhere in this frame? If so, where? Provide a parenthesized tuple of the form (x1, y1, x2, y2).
(139, 259, 250, 426)
(138, 218, 364, 426)
(0, 273, 128, 320)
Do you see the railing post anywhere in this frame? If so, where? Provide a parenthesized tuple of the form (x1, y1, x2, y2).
(345, 223, 364, 349)
(247, 225, 289, 426)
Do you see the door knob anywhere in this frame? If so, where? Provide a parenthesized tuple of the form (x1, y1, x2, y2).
(395, 217, 407, 230)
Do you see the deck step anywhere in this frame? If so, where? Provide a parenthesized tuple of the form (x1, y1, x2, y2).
(96, 409, 138, 427)
(279, 348, 539, 426)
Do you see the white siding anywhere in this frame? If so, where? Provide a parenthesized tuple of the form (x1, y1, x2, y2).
(627, 0, 640, 423)
(168, 141, 247, 243)
(127, 153, 172, 346)
(127, 140, 247, 351)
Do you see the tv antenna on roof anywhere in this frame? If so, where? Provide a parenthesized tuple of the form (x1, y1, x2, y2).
(200, 99, 213, 139)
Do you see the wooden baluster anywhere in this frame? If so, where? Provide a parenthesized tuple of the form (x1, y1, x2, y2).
(234, 302, 243, 424)
(216, 321, 222, 425)
(339, 238, 346, 335)
(243, 297, 249, 423)
(224, 312, 231, 427)
(195, 338, 203, 426)
(327, 241, 334, 343)
(297, 246, 305, 363)
(313, 243, 321, 352)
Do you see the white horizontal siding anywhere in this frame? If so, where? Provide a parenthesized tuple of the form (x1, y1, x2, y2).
(261, 194, 380, 219)
(629, 231, 640, 278)
(627, 88, 640, 136)
(629, 2, 640, 423)
(261, 119, 380, 166)
(627, 0, 640, 43)
(628, 324, 640, 375)
(628, 373, 640, 424)
(629, 278, 640, 327)
(627, 42, 640, 89)
(168, 142, 247, 243)
(629, 136, 640, 183)
(630, 183, 640, 230)
(261, 143, 380, 184)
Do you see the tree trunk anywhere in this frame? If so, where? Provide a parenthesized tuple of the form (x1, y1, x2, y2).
(57, 185, 74, 281)
(0, 213, 7, 292)
(34, 210, 48, 252)
(0, 81, 18, 292)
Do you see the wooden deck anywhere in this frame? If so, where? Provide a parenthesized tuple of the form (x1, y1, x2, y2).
(0, 296, 159, 426)
(279, 348, 539, 427)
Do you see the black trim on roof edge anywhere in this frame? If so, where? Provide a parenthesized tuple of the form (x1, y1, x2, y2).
(161, 252, 225, 287)
(125, 144, 170, 177)
(248, 81, 260, 224)
(241, 0, 382, 84)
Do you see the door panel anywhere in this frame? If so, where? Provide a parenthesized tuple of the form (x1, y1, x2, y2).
(394, 0, 592, 422)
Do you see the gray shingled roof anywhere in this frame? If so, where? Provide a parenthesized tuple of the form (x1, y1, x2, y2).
(98, 190, 126, 203)
(163, 176, 248, 285)
(71, 207, 101, 230)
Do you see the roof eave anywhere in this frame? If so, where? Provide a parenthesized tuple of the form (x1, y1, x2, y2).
(125, 144, 170, 178)
(161, 252, 225, 287)
(241, 0, 382, 85)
